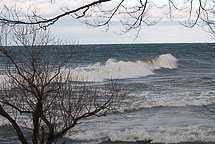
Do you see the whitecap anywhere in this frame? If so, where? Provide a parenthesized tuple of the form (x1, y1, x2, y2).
(64, 54, 178, 82)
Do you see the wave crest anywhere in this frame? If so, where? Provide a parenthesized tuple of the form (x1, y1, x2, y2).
(67, 54, 177, 82)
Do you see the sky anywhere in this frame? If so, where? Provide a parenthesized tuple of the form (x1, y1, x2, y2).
(52, 20, 212, 44)
(1, 0, 214, 44)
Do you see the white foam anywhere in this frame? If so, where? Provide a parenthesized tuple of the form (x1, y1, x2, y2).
(120, 90, 215, 111)
(65, 54, 177, 82)
(108, 124, 215, 143)
(0, 75, 10, 86)
(158, 54, 178, 69)
(65, 124, 215, 143)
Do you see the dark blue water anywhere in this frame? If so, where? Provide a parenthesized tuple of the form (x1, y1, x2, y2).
(66, 43, 215, 143)
(0, 43, 215, 143)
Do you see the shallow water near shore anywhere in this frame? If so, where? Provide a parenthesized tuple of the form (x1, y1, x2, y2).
(0, 43, 215, 143)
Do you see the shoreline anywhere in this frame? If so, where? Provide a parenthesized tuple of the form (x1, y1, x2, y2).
(100, 139, 215, 144)
(0, 124, 214, 144)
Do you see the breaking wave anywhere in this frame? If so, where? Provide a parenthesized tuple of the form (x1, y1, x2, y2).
(0, 54, 177, 84)
(67, 54, 177, 82)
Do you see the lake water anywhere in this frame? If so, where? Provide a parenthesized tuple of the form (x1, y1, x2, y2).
(0, 43, 215, 143)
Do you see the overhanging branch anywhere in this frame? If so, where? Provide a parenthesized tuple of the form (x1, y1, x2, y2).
(0, 0, 112, 29)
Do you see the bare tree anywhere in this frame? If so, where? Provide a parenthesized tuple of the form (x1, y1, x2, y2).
(0, 0, 215, 36)
(0, 25, 125, 144)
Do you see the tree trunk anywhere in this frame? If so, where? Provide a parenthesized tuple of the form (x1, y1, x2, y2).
(46, 134, 57, 144)
(32, 102, 42, 144)
(32, 113, 39, 144)
(0, 106, 28, 144)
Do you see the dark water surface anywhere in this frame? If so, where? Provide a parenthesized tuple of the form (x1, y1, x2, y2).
(0, 43, 215, 143)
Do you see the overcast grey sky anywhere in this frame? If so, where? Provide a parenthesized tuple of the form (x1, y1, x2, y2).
(1, 0, 214, 44)
(52, 20, 212, 44)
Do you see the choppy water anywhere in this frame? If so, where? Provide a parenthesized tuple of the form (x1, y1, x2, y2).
(0, 43, 215, 143)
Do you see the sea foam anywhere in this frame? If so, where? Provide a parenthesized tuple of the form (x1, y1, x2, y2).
(66, 124, 215, 143)
(66, 54, 178, 82)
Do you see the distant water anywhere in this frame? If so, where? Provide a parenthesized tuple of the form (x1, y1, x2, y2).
(0, 43, 215, 143)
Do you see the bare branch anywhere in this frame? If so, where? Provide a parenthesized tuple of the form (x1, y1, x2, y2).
(0, 24, 125, 143)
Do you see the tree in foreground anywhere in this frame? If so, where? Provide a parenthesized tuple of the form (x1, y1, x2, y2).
(0, 25, 125, 144)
